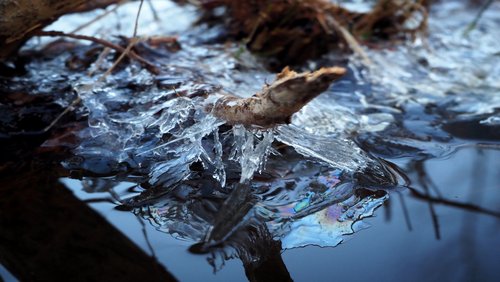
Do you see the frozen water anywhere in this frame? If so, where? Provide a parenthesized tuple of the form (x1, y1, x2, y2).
(350, 1, 500, 155)
(278, 192, 386, 249)
(230, 125, 275, 182)
(275, 125, 370, 173)
(10, 0, 497, 270)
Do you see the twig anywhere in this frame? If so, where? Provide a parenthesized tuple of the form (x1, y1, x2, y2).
(415, 161, 441, 240)
(383, 200, 392, 221)
(42, 96, 82, 133)
(147, 0, 160, 21)
(474, 143, 500, 150)
(6, 95, 82, 137)
(36, 30, 125, 52)
(101, 37, 140, 79)
(70, 1, 125, 34)
(83, 197, 117, 204)
(100, 0, 146, 79)
(464, 0, 495, 36)
(88, 47, 111, 76)
(321, 14, 373, 67)
(136, 214, 158, 259)
(35, 30, 159, 74)
(12, 0, 155, 139)
(209, 67, 346, 127)
(133, 0, 145, 38)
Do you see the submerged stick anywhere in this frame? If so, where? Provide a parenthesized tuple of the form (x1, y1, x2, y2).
(209, 66, 346, 127)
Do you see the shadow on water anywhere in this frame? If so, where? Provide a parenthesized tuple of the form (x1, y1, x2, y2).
(0, 168, 174, 282)
(0, 96, 176, 281)
(0, 78, 498, 281)
(2, 137, 497, 282)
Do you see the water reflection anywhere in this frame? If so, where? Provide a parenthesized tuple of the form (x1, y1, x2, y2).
(57, 146, 500, 282)
(1, 0, 499, 281)
(76, 146, 399, 273)
(283, 147, 500, 282)
(0, 149, 176, 281)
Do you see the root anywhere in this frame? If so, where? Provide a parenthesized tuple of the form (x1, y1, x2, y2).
(195, 0, 428, 68)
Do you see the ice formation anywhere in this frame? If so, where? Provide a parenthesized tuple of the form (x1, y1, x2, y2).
(22, 0, 497, 266)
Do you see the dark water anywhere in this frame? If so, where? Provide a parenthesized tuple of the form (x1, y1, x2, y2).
(1, 1, 499, 281)
(1, 144, 497, 281)
(68, 147, 500, 281)
(285, 148, 500, 282)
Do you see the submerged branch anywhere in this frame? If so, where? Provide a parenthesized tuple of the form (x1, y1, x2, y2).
(209, 66, 346, 127)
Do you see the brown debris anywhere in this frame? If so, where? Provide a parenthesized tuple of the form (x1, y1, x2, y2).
(34, 30, 160, 75)
(196, 0, 428, 69)
(209, 66, 346, 127)
(352, 0, 428, 41)
(0, 0, 120, 60)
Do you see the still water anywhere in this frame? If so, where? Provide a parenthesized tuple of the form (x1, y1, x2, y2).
(56, 147, 499, 281)
(0, 0, 499, 281)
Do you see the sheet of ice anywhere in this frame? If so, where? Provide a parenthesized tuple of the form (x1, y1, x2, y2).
(278, 193, 386, 249)
(275, 125, 370, 173)
(136, 163, 390, 253)
(361, 1, 500, 118)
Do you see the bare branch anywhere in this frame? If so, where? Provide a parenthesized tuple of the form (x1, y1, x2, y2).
(34, 30, 160, 74)
(209, 67, 346, 127)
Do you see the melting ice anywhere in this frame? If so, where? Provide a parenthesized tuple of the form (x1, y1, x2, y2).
(19, 0, 498, 268)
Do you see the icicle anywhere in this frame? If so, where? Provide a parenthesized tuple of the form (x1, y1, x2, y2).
(230, 125, 274, 182)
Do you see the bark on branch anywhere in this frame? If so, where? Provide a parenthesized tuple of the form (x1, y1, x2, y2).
(0, 0, 119, 60)
(209, 66, 346, 127)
